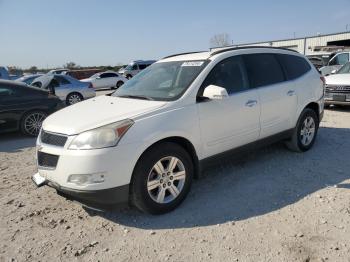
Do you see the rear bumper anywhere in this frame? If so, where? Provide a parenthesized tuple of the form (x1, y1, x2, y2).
(83, 89, 96, 99)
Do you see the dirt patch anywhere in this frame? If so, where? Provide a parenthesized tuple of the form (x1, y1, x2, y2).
(1, 108, 350, 261)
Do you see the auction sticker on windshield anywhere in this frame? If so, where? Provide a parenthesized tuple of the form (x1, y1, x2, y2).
(181, 61, 204, 67)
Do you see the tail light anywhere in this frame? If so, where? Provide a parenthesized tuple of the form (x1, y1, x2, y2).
(320, 76, 326, 96)
(88, 83, 93, 89)
(320, 76, 326, 85)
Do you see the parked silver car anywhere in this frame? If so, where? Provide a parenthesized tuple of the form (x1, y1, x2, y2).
(31, 74, 96, 105)
(16, 74, 43, 85)
(118, 60, 156, 79)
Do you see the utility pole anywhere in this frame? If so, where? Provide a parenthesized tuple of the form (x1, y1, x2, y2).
(347, 24, 349, 32)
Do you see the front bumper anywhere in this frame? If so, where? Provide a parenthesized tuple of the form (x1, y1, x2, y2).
(324, 92, 350, 105)
(34, 130, 143, 208)
(33, 172, 129, 208)
(324, 100, 350, 105)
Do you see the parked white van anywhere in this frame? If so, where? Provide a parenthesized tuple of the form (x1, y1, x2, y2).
(319, 51, 350, 76)
(33, 47, 324, 214)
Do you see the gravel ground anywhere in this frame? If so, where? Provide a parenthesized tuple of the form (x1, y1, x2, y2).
(1, 107, 350, 262)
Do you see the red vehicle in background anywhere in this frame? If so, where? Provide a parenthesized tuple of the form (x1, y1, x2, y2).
(64, 69, 102, 80)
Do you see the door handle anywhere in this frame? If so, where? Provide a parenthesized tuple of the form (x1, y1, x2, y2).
(245, 100, 258, 107)
(287, 90, 295, 96)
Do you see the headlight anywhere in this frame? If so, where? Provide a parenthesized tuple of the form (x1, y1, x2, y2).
(69, 119, 134, 150)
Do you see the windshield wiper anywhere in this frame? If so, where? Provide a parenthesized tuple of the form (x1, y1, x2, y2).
(117, 95, 154, 101)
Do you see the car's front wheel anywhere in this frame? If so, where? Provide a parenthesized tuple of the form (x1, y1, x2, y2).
(131, 142, 193, 214)
(285, 108, 319, 152)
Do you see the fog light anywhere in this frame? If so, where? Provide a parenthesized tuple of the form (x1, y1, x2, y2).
(67, 173, 105, 185)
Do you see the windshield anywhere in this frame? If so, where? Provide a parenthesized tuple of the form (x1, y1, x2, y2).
(90, 73, 100, 78)
(125, 64, 134, 70)
(113, 61, 207, 101)
(337, 62, 350, 74)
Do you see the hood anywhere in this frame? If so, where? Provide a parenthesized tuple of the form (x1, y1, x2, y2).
(32, 74, 54, 88)
(42, 95, 166, 135)
(325, 74, 350, 86)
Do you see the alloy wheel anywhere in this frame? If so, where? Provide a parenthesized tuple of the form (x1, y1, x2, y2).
(300, 116, 316, 146)
(24, 112, 46, 136)
(68, 94, 82, 105)
(147, 156, 186, 204)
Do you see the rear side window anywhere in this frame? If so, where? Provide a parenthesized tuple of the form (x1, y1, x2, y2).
(277, 54, 311, 80)
(54, 75, 70, 85)
(0, 85, 26, 96)
(243, 54, 285, 88)
(139, 64, 148, 70)
(101, 73, 117, 78)
(202, 56, 248, 95)
(0, 86, 14, 96)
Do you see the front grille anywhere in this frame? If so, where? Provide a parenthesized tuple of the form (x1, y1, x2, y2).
(325, 85, 350, 93)
(38, 152, 59, 169)
(41, 131, 67, 147)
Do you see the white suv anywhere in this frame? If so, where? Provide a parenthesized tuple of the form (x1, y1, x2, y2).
(32, 47, 324, 214)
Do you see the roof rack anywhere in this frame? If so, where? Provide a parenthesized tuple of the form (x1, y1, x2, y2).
(210, 46, 298, 57)
(162, 51, 207, 59)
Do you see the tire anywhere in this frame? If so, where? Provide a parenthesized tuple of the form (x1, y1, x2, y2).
(131, 142, 193, 214)
(20, 111, 47, 136)
(126, 75, 132, 79)
(285, 108, 319, 152)
(116, 81, 124, 89)
(66, 92, 83, 106)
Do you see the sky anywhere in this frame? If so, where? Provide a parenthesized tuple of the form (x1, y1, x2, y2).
(0, 0, 350, 68)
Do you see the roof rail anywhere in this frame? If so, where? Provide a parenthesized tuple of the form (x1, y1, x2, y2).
(162, 51, 207, 59)
(210, 46, 298, 57)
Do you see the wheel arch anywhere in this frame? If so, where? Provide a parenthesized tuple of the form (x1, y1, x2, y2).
(66, 91, 83, 98)
(20, 108, 48, 123)
(304, 102, 320, 121)
(131, 136, 201, 184)
(19, 109, 48, 135)
(65, 91, 84, 104)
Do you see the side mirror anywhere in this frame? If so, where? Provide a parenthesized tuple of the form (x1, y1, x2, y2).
(202, 85, 229, 100)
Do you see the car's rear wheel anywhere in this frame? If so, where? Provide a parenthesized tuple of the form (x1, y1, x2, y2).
(126, 75, 132, 79)
(131, 142, 193, 214)
(285, 108, 319, 152)
(116, 81, 124, 89)
(20, 111, 47, 136)
(66, 92, 83, 105)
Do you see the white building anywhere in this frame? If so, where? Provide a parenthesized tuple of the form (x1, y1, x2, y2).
(216, 31, 350, 55)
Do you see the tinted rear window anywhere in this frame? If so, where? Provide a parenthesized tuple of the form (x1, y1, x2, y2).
(277, 54, 311, 80)
(243, 54, 285, 88)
